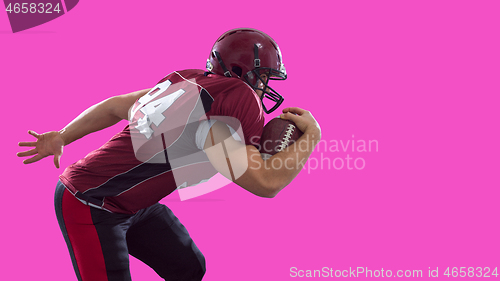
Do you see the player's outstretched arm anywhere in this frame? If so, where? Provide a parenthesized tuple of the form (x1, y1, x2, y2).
(17, 88, 151, 168)
(204, 107, 321, 198)
(58, 88, 151, 145)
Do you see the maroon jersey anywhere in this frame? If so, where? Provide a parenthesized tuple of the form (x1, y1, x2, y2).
(60, 70, 264, 214)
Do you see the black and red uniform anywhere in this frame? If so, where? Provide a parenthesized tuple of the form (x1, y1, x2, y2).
(55, 70, 264, 281)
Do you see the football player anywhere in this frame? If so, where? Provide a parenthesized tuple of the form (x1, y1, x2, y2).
(17, 28, 321, 281)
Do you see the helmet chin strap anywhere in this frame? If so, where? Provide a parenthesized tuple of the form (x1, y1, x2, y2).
(254, 44, 261, 67)
(213, 51, 232, 77)
(253, 44, 283, 113)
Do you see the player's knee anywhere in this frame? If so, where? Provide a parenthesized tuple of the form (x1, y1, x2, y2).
(162, 261, 205, 281)
(188, 246, 206, 280)
(197, 251, 206, 279)
(187, 238, 206, 277)
(159, 246, 205, 280)
(191, 263, 206, 281)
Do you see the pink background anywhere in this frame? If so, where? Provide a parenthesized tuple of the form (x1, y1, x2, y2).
(1, 0, 499, 280)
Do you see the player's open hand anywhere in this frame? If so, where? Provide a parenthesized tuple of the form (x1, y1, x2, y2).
(280, 107, 321, 137)
(17, 130, 65, 168)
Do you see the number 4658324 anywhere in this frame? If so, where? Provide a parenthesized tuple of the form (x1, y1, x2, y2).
(6, 3, 61, 14)
(443, 267, 498, 278)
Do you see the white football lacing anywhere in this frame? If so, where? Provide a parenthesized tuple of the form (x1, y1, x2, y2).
(277, 124, 296, 152)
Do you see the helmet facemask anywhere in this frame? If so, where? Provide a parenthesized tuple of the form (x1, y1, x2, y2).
(244, 66, 287, 114)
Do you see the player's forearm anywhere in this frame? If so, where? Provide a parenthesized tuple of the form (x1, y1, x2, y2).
(259, 127, 321, 197)
(59, 97, 123, 146)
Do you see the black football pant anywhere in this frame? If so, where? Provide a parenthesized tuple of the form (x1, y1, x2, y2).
(54, 180, 206, 281)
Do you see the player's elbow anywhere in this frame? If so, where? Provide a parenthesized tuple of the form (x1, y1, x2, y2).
(238, 178, 282, 198)
(256, 188, 278, 199)
(261, 189, 279, 198)
(256, 179, 288, 198)
(235, 155, 290, 198)
(258, 188, 277, 198)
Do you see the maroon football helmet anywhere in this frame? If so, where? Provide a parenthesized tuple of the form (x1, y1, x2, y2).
(206, 28, 287, 114)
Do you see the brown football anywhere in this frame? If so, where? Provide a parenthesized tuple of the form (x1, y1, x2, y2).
(259, 118, 303, 159)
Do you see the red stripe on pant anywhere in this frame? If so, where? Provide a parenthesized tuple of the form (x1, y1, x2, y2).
(62, 189, 109, 281)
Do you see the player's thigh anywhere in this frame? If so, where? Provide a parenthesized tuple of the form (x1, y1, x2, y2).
(89, 207, 133, 281)
(126, 204, 206, 281)
(55, 181, 132, 281)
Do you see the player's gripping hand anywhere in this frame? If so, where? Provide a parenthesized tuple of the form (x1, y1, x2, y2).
(280, 107, 321, 136)
(17, 130, 64, 168)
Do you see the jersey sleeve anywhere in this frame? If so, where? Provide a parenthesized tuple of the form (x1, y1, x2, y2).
(203, 84, 264, 147)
